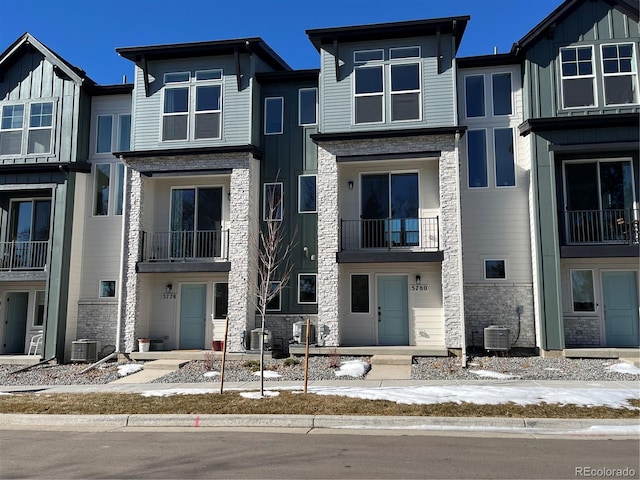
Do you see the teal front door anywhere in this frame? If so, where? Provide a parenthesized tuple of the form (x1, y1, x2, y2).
(377, 275, 409, 345)
(5, 292, 29, 353)
(179, 284, 207, 349)
(602, 272, 639, 347)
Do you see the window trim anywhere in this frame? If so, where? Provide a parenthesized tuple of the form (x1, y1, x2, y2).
(7, 197, 52, 243)
(98, 279, 117, 298)
(93, 163, 112, 217)
(0, 100, 55, 157)
(491, 72, 513, 116)
(559, 45, 597, 110)
(353, 64, 385, 125)
(493, 127, 517, 188)
(298, 174, 317, 213)
(26, 102, 53, 155)
(389, 60, 423, 123)
(96, 114, 113, 154)
(298, 88, 318, 126)
(263, 182, 283, 221)
(353, 49, 384, 64)
(483, 258, 507, 280)
(264, 97, 284, 135)
(464, 74, 486, 119)
(600, 42, 639, 107)
(467, 129, 489, 189)
(350, 273, 370, 314)
(570, 269, 597, 313)
(297, 273, 317, 305)
(33, 290, 46, 327)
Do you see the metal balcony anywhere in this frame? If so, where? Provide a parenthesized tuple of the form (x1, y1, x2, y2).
(142, 230, 229, 262)
(564, 209, 639, 245)
(340, 217, 439, 252)
(0, 241, 49, 271)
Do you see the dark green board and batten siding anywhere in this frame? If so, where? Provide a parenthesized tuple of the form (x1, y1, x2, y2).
(319, 35, 457, 134)
(260, 78, 318, 315)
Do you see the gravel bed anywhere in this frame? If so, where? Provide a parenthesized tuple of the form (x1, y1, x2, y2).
(0, 354, 638, 387)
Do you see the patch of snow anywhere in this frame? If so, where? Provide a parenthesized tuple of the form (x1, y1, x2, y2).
(469, 369, 515, 379)
(203, 371, 220, 378)
(335, 360, 369, 377)
(117, 364, 143, 377)
(607, 363, 640, 375)
(240, 391, 280, 399)
(141, 388, 216, 397)
(252, 370, 282, 378)
(0, 392, 11, 396)
(543, 368, 561, 371)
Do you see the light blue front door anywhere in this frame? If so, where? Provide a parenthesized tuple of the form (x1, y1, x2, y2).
(5, 292, 29, 353)
(602, 272, 639, 347)
(377, 275, 409, 345)
(179, 284, 207, 349)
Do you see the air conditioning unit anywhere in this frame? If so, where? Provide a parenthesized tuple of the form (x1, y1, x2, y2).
(249, 328, 272, 351)
(71, 339, 100, 362)
(292, 321, 316, 344)
(484, 326, 511, 352)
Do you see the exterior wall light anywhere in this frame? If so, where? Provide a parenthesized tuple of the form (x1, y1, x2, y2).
(348, 180, 354, 190)
(165, 283, 173, 293)
(415, 275, 421, 285)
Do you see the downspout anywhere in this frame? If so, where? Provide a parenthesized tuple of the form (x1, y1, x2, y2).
(115, 160, 128, 354)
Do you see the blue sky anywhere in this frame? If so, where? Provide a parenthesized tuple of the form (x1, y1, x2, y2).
(1, 0, 563, 85)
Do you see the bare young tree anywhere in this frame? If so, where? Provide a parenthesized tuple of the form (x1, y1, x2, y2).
(255, 180, 297, 396)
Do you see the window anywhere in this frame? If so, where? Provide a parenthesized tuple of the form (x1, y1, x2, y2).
(299, 88, 317, 125)
(298, 175, 317, 213)
(27, 102, 53, 154)
(34, 290, 45, 327)
(170, 187, 223, 258)
(162, 70, 222, 141)
(97, 115, 113, 153)
(1, 102, 53, 156)
(494, 128, 515, 187)
(560, 46, 595, 108)
(264, 97, 283, 134)
(465, 75, 485, 117)
(492, 73, 512, 115)
(484, 259, 506, 280)
(94, 164, 111, 216)
(601, 43, 637, 106)
(96, 113, 130, 154)
(99, 280, 116, 298)
(7, 199, 50, 269)
(213, 283, 228, 319)
(114, 163, 125, 215)
(298, 274, 317, 304)
(353, 47, 421, 125)
(266, 281, 281, 311)
(467, 130, 488, 188)
(351, 274, 369, 313)
(117, 114, 131, 151)
(263, 182, 283, 221)
(571, 270, 595, 312)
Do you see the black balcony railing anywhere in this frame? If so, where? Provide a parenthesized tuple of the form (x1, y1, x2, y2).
(564, 208, 639, 245)
(142, 230, 229, 261)
(340, 217, 439, 251)
(0, 240, 49, 271)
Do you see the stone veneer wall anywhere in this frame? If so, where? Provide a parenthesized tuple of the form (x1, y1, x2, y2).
(563, 316, 601, 346)
(120, 153, 259, 353)
(76, 302, 118, 352)
(464, 284, 536, 350)
(316, 134, 464, 348)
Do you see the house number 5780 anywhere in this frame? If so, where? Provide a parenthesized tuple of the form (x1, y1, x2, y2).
(411, 285, 428, 292)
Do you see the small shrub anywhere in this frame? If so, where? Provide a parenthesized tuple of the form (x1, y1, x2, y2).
(328, 349, 341, 369)
(283, 358, 300, 367)
(203, 351, 217, 371)
(243, 360, 261, 372)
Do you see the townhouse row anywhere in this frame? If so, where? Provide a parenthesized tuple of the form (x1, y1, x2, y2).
(0, 0, 637, 363)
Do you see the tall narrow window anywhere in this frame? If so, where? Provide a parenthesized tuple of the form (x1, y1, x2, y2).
(27, 102, 53, 154)
(560, 46, 595, 108)
(34, 290, 45, 326)
(492, 73, 512, 115)
(195, 85, 221, 139)
(465, 75, 485, 117)
(298, 175, 317, 213)
(351, 274, 369, 313)
(298, 274, 317, 304)
(97, 115, 113, 153)
(266, 281, 281, 311)
(114, 163, 125, 215)
(214, 283, 229, 319)
(601, 43, 638, 106)
(467, 130, 488, 188)
(94, 164, 111, 216)
(0, 105, 24, 155)
(263, 182, 283, 221)
(117, 114, 131, 151)
(494, 128, 515, 187)
(571, 270, 595, 312)
(299, 88, 317, 125)
(264, 97, 284, 134)
(354, 65, 384, 124)
(163, 86, 189, 141)
(390, 63, 421, 121)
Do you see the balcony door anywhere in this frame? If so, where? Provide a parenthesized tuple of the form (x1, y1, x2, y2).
(5, 199, 50, 269)
(170, 187, 222, 259)
(564, 160, 636, 244)
(361, 173, 418, 248)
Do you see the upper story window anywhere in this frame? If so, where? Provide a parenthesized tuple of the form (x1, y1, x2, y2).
(94, 163, 125, 216)
(601, 43, 638, 106)
(96, 114, 131, 154)
(353, 47, 421, 125)
(560, 46, 596, 108)
(264, 97, 284, 135)
(162, 70, 222, 142)
(0, 101, 54, 156)
(464, 73, 513, 118)
(298, 174, 317, 213)
(263, 182, 283, 221)
(299, 88, 317, 126)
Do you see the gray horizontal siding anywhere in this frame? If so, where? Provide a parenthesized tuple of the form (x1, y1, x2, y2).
(320, 35, 456, 133)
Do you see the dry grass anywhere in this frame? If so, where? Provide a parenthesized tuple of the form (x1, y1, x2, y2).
(0, 392, 638, 418)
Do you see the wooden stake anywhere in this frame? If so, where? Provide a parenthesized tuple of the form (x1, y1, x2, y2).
(219, 317, 229, 394)
(303, 317, 310, 393)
